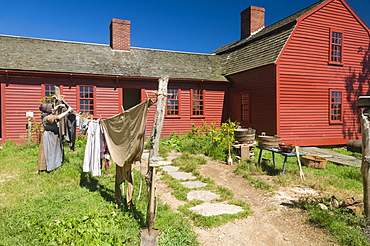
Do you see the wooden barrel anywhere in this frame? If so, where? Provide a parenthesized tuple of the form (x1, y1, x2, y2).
(347, 140, 362, 153)
(234, 128, 256, 144)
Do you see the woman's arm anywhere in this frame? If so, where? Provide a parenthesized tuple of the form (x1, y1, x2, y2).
(56, 106, 73, 120)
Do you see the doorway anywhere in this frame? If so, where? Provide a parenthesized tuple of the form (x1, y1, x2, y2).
(123, 88, 141, 110)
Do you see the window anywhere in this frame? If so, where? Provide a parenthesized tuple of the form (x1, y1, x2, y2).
(79, 86, 95, 115)
(191, 89, 204, 116)
(166, 89, 180, 116)
(44, 85, 55, 98)
(329, 29, 343, 64)
(241, 91, 251, 123)
(329, 89, 343, 124)
(43, 85, 56, 103)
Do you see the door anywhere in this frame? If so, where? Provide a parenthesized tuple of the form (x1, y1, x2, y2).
(123, 88, 141, 110)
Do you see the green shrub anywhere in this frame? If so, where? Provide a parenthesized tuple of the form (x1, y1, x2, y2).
(160, 120, 239, 162)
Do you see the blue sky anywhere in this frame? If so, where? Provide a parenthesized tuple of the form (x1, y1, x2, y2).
(0, 0, 369, 53)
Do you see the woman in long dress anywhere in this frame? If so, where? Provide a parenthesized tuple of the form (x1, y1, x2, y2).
(38, 104, 72, 172)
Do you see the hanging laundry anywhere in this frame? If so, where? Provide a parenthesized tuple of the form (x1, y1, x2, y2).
(83, 120, 104, 177)
(115, 164, 134, 206)
(102, 99, 154, 167)
(102, 134, 110, 171)
(76, 115, 89, 135)
(102, 99, 154, 206)
(67, 113, 77, 151)
(55, 106, 77, 151)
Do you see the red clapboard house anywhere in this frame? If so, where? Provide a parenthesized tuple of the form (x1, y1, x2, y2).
(0, 19, 228, 143)
(0, 0, 369, 146)
(216, 0, 370, 146)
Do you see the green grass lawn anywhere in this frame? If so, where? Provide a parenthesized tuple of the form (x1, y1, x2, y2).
(0, 140, 199, 245)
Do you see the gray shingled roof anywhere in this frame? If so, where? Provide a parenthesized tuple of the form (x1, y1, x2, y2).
(214, 0, 327, 76)
(0, 35, 227, 81)
(0, 0, 328, 81)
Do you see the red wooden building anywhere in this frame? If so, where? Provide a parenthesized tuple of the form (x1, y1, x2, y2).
(0, 0, 369, 146)
(0, 19, 228, 143)
(216, 0, 370, 146)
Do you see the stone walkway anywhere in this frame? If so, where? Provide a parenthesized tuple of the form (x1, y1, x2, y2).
(141, 151, 244, 217)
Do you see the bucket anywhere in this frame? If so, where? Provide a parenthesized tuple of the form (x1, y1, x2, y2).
(234, 128, 256, 144)
(257, 132, 281, 148)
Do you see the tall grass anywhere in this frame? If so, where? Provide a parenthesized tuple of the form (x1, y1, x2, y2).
(0, 139, 198, 245)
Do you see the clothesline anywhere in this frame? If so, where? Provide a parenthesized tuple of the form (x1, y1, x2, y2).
(39, 93, 155, 208)
(82, 99, 154, 207)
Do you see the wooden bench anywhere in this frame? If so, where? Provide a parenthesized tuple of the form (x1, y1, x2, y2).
(257, 146, 305, 174)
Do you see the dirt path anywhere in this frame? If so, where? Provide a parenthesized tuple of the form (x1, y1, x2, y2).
(141, 152, 337, 246)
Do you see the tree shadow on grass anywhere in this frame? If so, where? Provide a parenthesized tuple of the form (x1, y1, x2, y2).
(79, 172, 115, 203)
(119, 202, 147, 228)
(79, 171, 147, 228)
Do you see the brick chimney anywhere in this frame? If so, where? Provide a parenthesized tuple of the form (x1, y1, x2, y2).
(110, 18, 131, 51)
(240, 6, 265, 40)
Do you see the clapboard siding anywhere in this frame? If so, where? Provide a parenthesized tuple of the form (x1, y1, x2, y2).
(145, 83, 226, 138)
(277, 0, 370, 146)
(0, 73, 227, 142)
(96, 86, 120, 118)
(5, 79, 43, 142)
(227, 64, 277, 136)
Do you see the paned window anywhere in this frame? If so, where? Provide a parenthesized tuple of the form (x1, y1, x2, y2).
(191, 89, 204, 116)
(44, 85, 55, 103)
(166, 89, 180, 116)
(330, 30, 343, 64)
(329, 89, 343, 124)
(241, 91, 251, 123)
(79, 86, 95, 115)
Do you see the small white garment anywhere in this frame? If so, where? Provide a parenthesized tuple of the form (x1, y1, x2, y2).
(83, 120, 104, 176)
(76, 115, 89, 135)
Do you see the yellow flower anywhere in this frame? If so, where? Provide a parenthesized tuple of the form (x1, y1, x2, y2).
(213, 137, 220, 141)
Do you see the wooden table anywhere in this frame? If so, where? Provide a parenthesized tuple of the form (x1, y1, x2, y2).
(257, 146, 305, 174)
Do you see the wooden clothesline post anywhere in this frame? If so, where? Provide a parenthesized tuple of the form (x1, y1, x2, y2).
(359, 96, 370, 217)
(140, 76, 168, 245)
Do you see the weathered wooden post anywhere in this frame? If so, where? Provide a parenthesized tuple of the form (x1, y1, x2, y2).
(358, 96, 370, 216)
(26, 111, 33, 145)
(140, 76, 168, 245)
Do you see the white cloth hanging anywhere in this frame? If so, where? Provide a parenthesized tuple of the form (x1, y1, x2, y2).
(83, 120, 104, 176)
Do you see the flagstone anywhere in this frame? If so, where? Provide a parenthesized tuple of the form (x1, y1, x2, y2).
(168, 171, 196, 180)
(181, 181, 207, 189)
(187, 190, 220, 202)
(161, 166, 179, 172)
(157, 160, 172, 166)
(189, 203, 244, 216)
